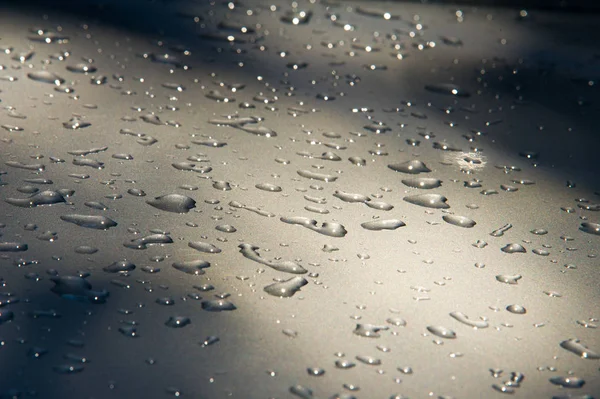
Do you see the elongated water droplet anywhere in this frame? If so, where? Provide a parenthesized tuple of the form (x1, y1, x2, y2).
(361, 219, 406, 231)
(404, 194, 449, 209)
(172, 260, 210, 275)
(442, 215, 476, 228)
(60, 215, 117, 229)
(264, 276, 308, 297)
(280, 216, 347, 237)
(388, 160, 431, 174)
(239, 243, 307, 274)
(147, 194, 196, 213)
(501, 243, 526, 254)
(559, 339, 600, 359)
(427, 326, 456, 339)
(449, 311, 489, 328)
(401, 177, 442, 189)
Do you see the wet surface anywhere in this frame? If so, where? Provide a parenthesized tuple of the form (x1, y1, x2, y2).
(0, 0, 599, 398)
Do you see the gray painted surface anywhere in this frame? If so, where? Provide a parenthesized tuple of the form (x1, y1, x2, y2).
(0, 1, 598, 398)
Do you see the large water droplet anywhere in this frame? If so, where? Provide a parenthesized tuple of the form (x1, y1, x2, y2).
(239, 243, 307, 274)
(442, 215, 476, 228)
(388, 160, 431, 174)
(280, 216, 347, 237)
(401, 177, 442, 189)
(264, 276, 308, 297)
(172, 260, 210, 275)
(559, 339, 600, 359)
(60, 215, 117, 230)
(449, 311, 489, 328)
(426, 326, 457, 339)
(27, 70, 65, 85)
(147, 194, 196, 213)
(404, 194, 450, 209)
(361, 219, 406, 231)
(501, 243, 526, 254)
(549, 376, 585, 388)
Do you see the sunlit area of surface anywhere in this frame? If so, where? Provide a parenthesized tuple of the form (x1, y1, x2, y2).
(0, 0, 598, 398)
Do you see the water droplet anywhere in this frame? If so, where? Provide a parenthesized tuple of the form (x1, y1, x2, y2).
(66, 63, 97, 73)
(496, 274, 522, 284)
(529, 228, 548, 235)
(189, 241, 222, 253)
(103, 260, 136, 273)
(239, 243, 307, 274)
(579, 222, 600, 236)
(388, 160, 431, 174)
(449, 311, 489, 328)
(306, 367, 325, 376)
(297, 170, 338, 182)
(63, 117, 91, 129)
(361, 219, 406, 231)
(442, 215, 476, 228)
(401, 177, 442, 189)
(215, 224, 236, 233)
(53, 364, 84, 374)
(280, 216, 347, 237)
(147, 194, 196, 213)
(426, 326, 457, 339)
(60, 215, 117, 230)
(165, 316, 191, 328)
(355, 355, 381, 365)
(172, 260, 210, 275)
(501, 243, 526, 254)
(506, 305, 526, 314)
(289, 385, 314, 399)
(425, 83, 471, 97)
(404, 194, 450, 209)
(201, 299, 236, 312)
(490, 224, 513, 237)
(74, 246, 98, 254)
(264, 276, 308, 298)
(549, 376, 585, 388)
(27, 70, 65, 85)
(0, 310, 14, 324)
(353, 324, 389, 337)
(559, 339, 600, 359)
(335, 360, 356, 369)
